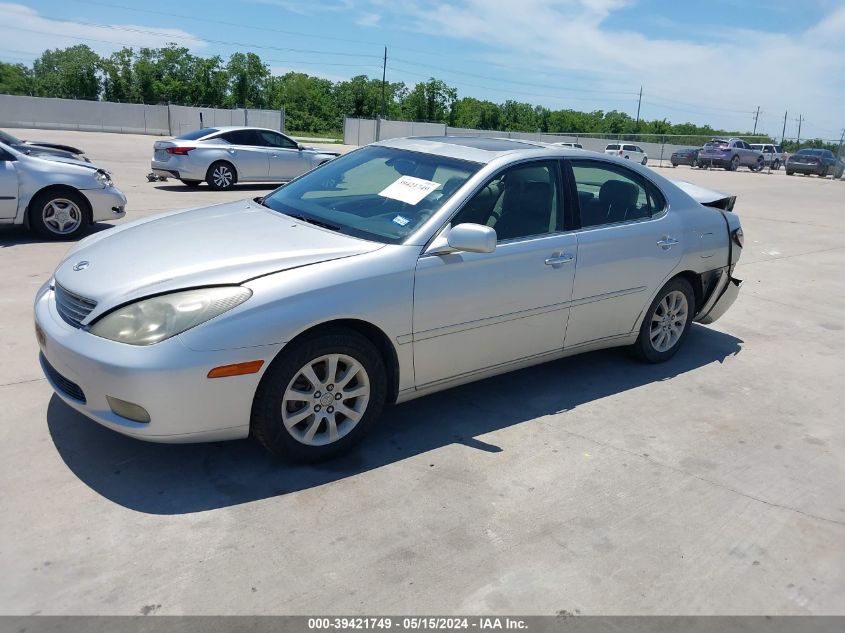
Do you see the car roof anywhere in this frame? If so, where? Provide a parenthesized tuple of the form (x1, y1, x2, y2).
(202, 126, 287, 135)
(374, 136, 576, 164)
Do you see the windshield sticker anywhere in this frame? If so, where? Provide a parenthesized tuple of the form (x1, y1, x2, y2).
(392, 215, 411, 227)
(378, 176, 441, 205)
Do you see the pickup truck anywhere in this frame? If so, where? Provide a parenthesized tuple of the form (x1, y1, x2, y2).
(750, 143, 785, 169)
(698, 138, 764, 171)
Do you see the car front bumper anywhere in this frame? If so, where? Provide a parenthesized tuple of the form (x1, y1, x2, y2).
(81, 186, 127, 222)
(34, 282, 283, 443)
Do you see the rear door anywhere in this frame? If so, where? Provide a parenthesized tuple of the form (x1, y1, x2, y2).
(218, 129, 269, 180)
(563, 158, 683, 348)
(0, 150, 19, 219)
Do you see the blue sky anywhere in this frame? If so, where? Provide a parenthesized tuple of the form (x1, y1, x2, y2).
(1, 0, 843, 139)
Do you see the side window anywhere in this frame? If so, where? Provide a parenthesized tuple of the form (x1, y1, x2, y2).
(258, 131, 299, 149)
(450, 161, 562, 242)
(222, 129, 259, 145)
(623, 144, 637, 152)
(570, 161, 665, 228)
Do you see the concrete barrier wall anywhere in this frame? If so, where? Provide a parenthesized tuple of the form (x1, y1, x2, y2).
(0, 94, 284, 137)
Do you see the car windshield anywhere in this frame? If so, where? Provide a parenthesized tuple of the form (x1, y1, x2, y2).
(176, 128, 218, 141)
(260, 146, 481, 244)
(0, 130, 22, 144)
(796, 149, 824, 156)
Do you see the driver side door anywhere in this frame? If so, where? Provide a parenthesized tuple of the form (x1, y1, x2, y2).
(412, 160, 578, 387)
(0, 150, 19, 219)
(257, 130, 312, 181)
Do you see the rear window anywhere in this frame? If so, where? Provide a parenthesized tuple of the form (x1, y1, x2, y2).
(606, 144, 620, 150)
(176, 128, 218, 141)
(705, 140, 729, 148)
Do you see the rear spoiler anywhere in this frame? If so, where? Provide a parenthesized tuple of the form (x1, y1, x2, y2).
(671, 180, 736, 211)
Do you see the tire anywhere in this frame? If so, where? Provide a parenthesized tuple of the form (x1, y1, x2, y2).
(751, 159, 764, 172)
(819, 166, 828, 178)
(772, 160, 780, 170)
(786, 169, 793, 176)
(671, 162, 677, 168)
(641, 157, 648, 165)
(251, 327, 387, 462)
(180, 179, 202, 187)
(624, 155, 630, 159)
(29, 189, 90, 240)
(726, 155, 739, 171)
(632, 277, 695, 364)
(206, 161, 237, 190)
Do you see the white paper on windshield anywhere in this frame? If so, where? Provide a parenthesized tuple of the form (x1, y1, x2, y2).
(378, 176, 441, 205)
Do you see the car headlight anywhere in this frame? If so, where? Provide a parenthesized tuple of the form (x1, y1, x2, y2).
(94, 170, 113, 187)
(90, 287, 252, 345)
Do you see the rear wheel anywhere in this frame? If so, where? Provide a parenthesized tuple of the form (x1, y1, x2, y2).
(633, 278, 695, 363)
(641, 156, 648, 165)
(206, 161, 236, 190)
(251, 328, 387, 462)
(772, 159, 780, 170)
(819, 165, 828, 178)
(29, 189, 90, 240)
(727, 155, 739, 171)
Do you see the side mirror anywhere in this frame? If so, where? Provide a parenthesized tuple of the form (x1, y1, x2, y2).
(427, 223, 496, 255)
(297, 143, 306, 151)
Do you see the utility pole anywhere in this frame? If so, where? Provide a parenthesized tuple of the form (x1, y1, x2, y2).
(796, 114, 803, 149)
(753, 106, 760, 135)
(781, 110, 787, 145)
(635, 86, 642, 132)
(380, 46, 387, 119)
(838, 128, 844, 158)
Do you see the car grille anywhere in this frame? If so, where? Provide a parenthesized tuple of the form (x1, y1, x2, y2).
(40, 353, 86, 403)
(55, 284, 97, 328)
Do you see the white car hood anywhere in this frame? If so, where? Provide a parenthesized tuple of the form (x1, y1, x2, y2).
(54, 199, 382, 308)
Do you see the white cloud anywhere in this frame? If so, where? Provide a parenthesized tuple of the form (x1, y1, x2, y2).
(373, 0, 845, 138)
(0, 3, 207, 58)
(356, 12, 382, 27)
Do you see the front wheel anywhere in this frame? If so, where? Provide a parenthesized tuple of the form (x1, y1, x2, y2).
(29, 189, 90, 240)
(251, 328, 387, 462)
(632, 278, 695, 363)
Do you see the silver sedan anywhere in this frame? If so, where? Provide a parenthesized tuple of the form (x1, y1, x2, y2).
(1, 141, 126, 240)
(150, 126, 340, 190)
(37, 137, 743, 461)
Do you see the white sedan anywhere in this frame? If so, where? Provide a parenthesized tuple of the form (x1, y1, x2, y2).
(150, 126, 340, 190)
(0, 141, 126, 240)
(37, 136, 742, 462)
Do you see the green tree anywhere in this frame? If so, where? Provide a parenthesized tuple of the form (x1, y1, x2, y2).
(0, 62, 32, 95)
(400, 78, 456, 122)
(226, 52, 269, 108)
(32, 45, 101, 99)
(99, 48, 135, 102)
(268, 72, 338, 133)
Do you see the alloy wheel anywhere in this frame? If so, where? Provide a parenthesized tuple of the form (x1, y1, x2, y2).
(281, 353, 371, 446)
(42, 198, 83, 235)
(212, 165, 233, 188)
(649, 290, 688, 353)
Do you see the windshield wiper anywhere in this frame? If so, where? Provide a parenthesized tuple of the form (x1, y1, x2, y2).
(284, 212, 341, 232)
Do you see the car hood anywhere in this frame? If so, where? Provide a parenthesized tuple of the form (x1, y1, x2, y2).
(30, 153, 97, 169)
(54, 199, 382, 308)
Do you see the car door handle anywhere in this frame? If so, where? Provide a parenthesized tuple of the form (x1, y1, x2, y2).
(656, 236, 679, 250)
(544, 254, 574, 266)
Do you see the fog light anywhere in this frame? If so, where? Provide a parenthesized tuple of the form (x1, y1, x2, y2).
(107, 396, 151, 423)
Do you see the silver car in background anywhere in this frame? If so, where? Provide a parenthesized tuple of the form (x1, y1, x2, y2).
(1, 141, 126, 240)
(37, 137, 743, 462)
(150, 126, 340, 190)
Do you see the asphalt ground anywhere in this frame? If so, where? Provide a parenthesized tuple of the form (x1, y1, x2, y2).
(1, 130, 843, 615)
